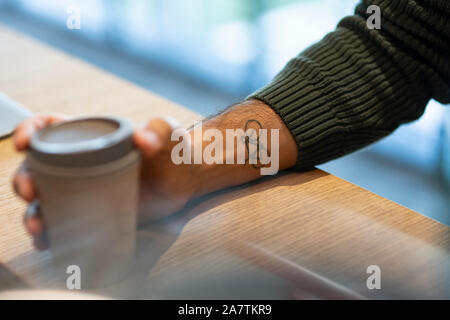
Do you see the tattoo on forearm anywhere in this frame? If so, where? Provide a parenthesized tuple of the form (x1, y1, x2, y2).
(243, 119, 271, 169)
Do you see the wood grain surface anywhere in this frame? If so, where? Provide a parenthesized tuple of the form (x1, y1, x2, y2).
(144, 171, 450, 299)
(0, 25, 448, 299)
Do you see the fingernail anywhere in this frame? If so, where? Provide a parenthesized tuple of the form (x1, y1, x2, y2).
(142, 130, 158, 144)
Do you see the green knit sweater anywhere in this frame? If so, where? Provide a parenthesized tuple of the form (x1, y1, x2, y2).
(250, 0, 450, 170)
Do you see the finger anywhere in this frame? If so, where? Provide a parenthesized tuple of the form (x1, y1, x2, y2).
(24, 200, 44, 237)
(133, 129, 163, 159)
(133, 118, 179, 159)
(13, 114, 67, 151)
(24, 201, 49, 251)
(13, 164, 35, 202)
(33, 231, 49, 251)
(25, 215, 44, 238)
(161, 117, 181, 131)
(147, 117, 179, 142)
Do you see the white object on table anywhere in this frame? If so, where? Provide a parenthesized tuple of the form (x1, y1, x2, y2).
(0, 93, 32, 139)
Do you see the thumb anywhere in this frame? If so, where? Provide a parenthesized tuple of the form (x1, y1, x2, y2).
(133, 117, 179, 159)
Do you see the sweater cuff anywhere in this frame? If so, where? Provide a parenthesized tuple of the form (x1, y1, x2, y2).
(248, 60, 348, 170)
(248, 27, 390, 170)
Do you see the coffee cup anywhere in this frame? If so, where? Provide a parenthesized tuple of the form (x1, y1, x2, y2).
(26, 117, 141, 289)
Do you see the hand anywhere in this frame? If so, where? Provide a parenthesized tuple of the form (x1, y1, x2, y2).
(12, 114, 202, 250)
(12, 100, 298, 251)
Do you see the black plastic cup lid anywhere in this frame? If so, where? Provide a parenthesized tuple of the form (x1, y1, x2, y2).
(29, 117, 134, 167)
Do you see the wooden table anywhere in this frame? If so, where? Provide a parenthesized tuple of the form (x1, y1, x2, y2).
(0, 25, 449, 299)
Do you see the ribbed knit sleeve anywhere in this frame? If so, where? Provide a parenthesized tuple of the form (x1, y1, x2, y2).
(249, 0, 450, 170)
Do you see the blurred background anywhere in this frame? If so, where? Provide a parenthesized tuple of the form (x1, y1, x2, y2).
(0, 0, 449, 224)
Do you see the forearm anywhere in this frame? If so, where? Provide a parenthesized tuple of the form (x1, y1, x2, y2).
(190, 99, 297, 198)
